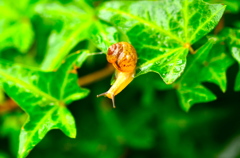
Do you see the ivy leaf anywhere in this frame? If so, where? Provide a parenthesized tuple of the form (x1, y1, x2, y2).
(40, 22, 91, 71)
(35, 2, 86, 21)
(0, 0, 34, 53)
(176, 38, 234, 111)
(0, 51, 90, 158)
(98, 0, 225, 84)
(204, 0, 240, 13)
(223, 28, 240, 91)
(90, 21, 119, 53)
(79, 0, 120, 53)
(36, 1, 119, 70)
(36, 2, 93, 71)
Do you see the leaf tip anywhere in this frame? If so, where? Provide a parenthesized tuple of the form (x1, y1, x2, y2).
(221, 4, 227, 8)
(70, 135, 76, 139)
(69, 130, 77, 138)
(18, 148, 29, 158)
(164, 77, 177, 85)
(234, 87, 240, 92)
(221, 86, 227, 93)
(184, 108, 190, 113)
(182, 104, 191, 112)
(180, 98, 193, 112)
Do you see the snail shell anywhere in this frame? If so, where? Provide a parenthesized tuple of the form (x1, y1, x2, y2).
(107, 42, 137, 72)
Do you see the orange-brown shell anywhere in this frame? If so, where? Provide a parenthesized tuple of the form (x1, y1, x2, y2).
(107, 42, 137, 72)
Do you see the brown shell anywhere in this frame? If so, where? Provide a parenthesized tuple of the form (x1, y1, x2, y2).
(107, 42, 137, 72)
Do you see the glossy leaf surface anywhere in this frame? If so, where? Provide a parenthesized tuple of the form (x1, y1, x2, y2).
(0, 51, 90, 158)
(98, 0, 225, 84)
(89, 21, 119, 53)
(205, 0, 240, 13)
(176, 38, 234, 111)
(36, 1, 119, 70)
(36, 2, 92, 70)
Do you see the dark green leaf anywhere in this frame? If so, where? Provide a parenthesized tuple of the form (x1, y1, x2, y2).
(0, 112, 26, 156)
(96, 102, 154, 149)
(0, 151, 9, 158)
(178, 85, 216, 111)
(223, 28, 240, 91)
(204, 0, 240, 13)
(176, 37, 233, 111)
(235, 71, 240, 91)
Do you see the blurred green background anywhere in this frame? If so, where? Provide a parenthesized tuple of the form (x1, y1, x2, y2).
(1, 0, 240, 158)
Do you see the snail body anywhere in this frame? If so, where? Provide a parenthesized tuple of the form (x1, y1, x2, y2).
(97, 42, 138, 108)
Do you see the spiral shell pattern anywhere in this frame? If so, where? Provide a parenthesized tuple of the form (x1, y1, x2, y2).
(107, 42, 137, 72)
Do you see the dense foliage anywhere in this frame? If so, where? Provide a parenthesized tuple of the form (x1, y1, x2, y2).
(0, 0, 240, 158)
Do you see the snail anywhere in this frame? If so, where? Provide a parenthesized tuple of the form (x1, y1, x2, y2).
(97, 42, 138, 108)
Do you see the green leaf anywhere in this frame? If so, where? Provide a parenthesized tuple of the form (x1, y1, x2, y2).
(36, 2, 93, 71)
(178, 85, 216, 111)
(40, 22, 91, 71)
(235, 70, 240, 91)
(176, 38, 233, 111)
(37, 1, 119, 70)
(176, 39, 216, 111)
(223, 28, 240, 91)
(0, 151, 9, 158)
(90, 21, 119, 53)
(226, 29, 240, 63)
(204, 0, 240, 13)
(98, 0, 225, 84)
(35, 2, 88, 23)
(0, 51, 90, 158)
(0, 2, 20, 20)
(0, 0, 34, 53)
(0, 19, 34, 53)
(0, 112, 26, 156)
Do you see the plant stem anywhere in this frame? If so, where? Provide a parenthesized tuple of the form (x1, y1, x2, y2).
(0, 99, 19, 114)
(78, 64, 115, 86)
(214, 16, 225, 35)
